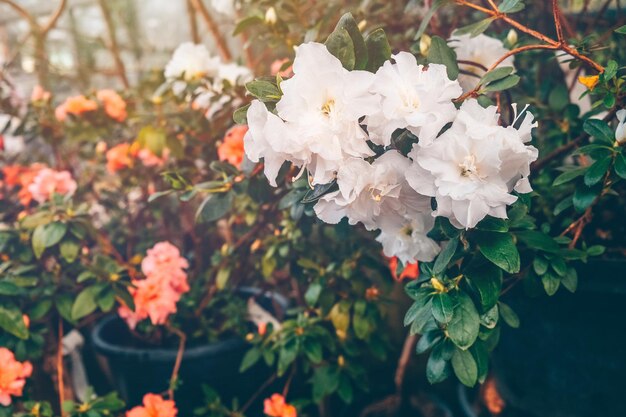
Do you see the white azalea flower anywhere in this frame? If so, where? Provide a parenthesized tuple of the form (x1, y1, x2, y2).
(314, 151, 430, 229)
(616, 110, 626, 144)
(164, 43, 221, 82)
(366, 52, 461, 147)
(216, 63, 253, 87)
(243, 100, 308, 186)
(406, 99, 537, 229)
(244, 42, 380, 186)
(376, 214, 440, 263)
(211, 0, 235, 17)
(275, 42, 379, 184)
(449, 34, 514, 92)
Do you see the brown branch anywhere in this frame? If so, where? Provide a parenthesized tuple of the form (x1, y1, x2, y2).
(531, 110, 617, 173)
(186, 0, 201, 43)
(57, 319, 66, 417)
(394, 333, 417, 393)
(97, 0, 130, 88)
(552, 0, 565, 43)
(190, 0, 232, 62)
(166, 325, 187, 400)
(0, 0, 35, 23)
(240, 373, 277, 414)
(42, 0, 67, 34)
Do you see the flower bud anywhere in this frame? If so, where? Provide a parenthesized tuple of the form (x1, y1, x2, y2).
(419, 34, 432, 56)
(506, 29, 518, 46)
(265, 7, 277, 25)
(430, 277, 446, 293)
(358, 20, 367, 31)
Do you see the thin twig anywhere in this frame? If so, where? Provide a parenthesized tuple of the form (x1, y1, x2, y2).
(57, 319, 65, 417)
(97, 0, 130, 88)
(166, 325, 187, 400)
(394, 333, 417, 393)
(42, 0, 67, 35)
(240, 373, 277, 413)
(190, 0, 232, 62)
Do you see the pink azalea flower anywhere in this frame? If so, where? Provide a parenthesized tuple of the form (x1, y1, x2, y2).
(27, 168, 77, 203)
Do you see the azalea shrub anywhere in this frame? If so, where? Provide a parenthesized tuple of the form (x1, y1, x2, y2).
(0, 0, 625, 417)
(238, 1, 625, 390)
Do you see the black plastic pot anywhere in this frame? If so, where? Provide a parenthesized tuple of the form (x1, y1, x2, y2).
(492, 260, 626, 417)
(91, 287, 287, 414)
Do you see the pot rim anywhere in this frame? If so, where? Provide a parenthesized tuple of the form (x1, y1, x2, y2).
(91, 287, 288, 362)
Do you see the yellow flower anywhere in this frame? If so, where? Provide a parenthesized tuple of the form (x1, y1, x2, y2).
(578, 75, 599, 91)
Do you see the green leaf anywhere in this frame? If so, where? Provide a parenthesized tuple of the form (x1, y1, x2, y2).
(499, 0, 526, 13)
(541, 271, 561, 296)
(447, 291, 480, 350)
(515, 230, 560, 252)
(71, 286, 99, 320)
(233, 103, 250, 124)
(616, 25, 626, 34)
(475, 232, 520, 273)
(584, 157, 611, 186)
(480, 66, 514, 85)
(325, 28, 356, 70)
(245, 80, 281, 102)
(333, 13, 367, 70)
(305, 282, 323, 306)
(432, 293, 455, 324)
(43, 222, 67, 247)
(433, 237, 459, 275)
(573, 184, 601, 212)
(195, 192, 233, 223)
(452, 348, 478, 387)
(483, 74, 521, 92)
(583, 119, 614, 144)
(137, 126, 167, 156)
(303, 339, 323, 363)
(499, 302, 520, 328)
(562, 267, 578, 292)
(479, 304, 499, 329)
(553, 167, 587, 186)
(0, 281, 21, 295)
(470, 342, 489, 383)
(240, 348, 261, 372)
(416, 330, 443, 354)
(426, 350, 451, 384)
(365, 28, 392, 72)
(614, 153, 626, 179)
(476, 216, 509, 233)
(465, 263, 503, 311)
(533, 256, 549, 275)
(602, 60, 618, 82)
(454, 17, 495, 38)
(31, 225, 46, 259)
(232, 15, 264, 36)
(0, 305, 29, 339)
(60, 239, 80, 263)
(428, 36, 459, 80)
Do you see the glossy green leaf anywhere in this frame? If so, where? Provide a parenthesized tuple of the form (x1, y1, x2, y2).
(447, 291, 480, 350)
(475, 232, 520, 273)
(452, 348, 478, 387)
(325, 28, 356, 70)
(428, 36, 459, 80)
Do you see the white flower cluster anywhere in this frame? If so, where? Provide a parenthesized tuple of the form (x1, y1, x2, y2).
(244, 42, 538, 264)
(164, 42, 253, 94)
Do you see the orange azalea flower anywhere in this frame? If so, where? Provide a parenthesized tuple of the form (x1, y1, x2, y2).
(258, 322, 268, 336)
(106, 143, 134, 173)
(2, 164, 46, 206)
(31, 85, 51, 102)
(55, 95, 98, 122)
(264, 394, 296, 417)
(388, 256, 419, 281)
(218, 126, 247, 168)
(126, 393, 177, 417)
(97, 89, 127, 122)
(0, 347, 33, 406)
(271, 58, 294, 78)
